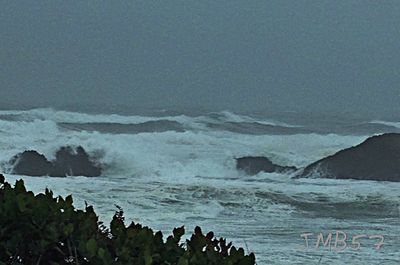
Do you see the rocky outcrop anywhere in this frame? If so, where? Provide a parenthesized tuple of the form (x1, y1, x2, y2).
(10, 146, 102, 177)
(296, 133, 400, 182)
(10, 151, 53, 176)
(236, 156, 297, 175)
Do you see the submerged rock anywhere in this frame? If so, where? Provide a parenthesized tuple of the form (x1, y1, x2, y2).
(296, 133, 400, 182)
(236, 156, 297, 175)
(10, 146, 102, 177)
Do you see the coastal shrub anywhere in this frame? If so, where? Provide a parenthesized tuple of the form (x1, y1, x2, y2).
(0, 174, 256, 265)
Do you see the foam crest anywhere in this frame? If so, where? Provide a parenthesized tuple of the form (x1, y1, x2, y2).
(370, 120, 400, 129)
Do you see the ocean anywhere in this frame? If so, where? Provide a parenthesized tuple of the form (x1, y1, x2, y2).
(1, 108, 399, 264)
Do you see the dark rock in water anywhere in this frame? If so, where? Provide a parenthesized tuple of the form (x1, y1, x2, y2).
(51, 146, 102, 177)
(236, 156, 297, 175)
(296, 133, 400, 182)
(10, 146, 102, 177)
(10, 151, 53, 176)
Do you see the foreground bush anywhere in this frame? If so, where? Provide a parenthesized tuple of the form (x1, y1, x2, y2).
(0, 174, 255, 265)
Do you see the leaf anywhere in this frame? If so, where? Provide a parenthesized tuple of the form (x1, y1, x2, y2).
(63, 223, 74, 236)
(177, 257, 189, 265)
(16, 194, 27, 212)
(14, 179, 26, 193)
(86, 238, 98, 258)
(97, 247, 106, 259)
(173, 226, 185, 242)
(65, 194, 73, 205)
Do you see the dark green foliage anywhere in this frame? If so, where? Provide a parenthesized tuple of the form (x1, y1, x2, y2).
(0, 174, 256, 265)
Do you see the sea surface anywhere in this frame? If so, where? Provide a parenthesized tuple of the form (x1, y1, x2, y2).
(1, 108, 399, 264)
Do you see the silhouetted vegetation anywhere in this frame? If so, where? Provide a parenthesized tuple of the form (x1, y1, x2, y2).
(0, 174, 255, 264)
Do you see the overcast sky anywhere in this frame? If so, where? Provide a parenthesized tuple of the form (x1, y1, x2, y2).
(0, 1, 399, 117)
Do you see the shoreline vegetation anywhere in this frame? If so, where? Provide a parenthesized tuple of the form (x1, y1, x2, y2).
(0, 174, 255, 265)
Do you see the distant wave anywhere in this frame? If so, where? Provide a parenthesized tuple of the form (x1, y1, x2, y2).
(0, 108, 186, 124)
(315, 122, 400, 136)
(206, 122, 311, 135)
(369, 120, 400, 129)
(203, 110, 299, 127)
(0, 108, 302, 135)
(205, 121, 400, 136)
(58, 120, 185, 134)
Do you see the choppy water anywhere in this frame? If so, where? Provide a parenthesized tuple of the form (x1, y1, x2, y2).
(1, 108, 399, 264)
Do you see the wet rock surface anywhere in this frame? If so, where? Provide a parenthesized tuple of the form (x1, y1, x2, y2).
(10, 146, 102, 177)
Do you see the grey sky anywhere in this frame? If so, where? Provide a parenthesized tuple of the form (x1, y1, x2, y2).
(0, 1, 399, 117)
